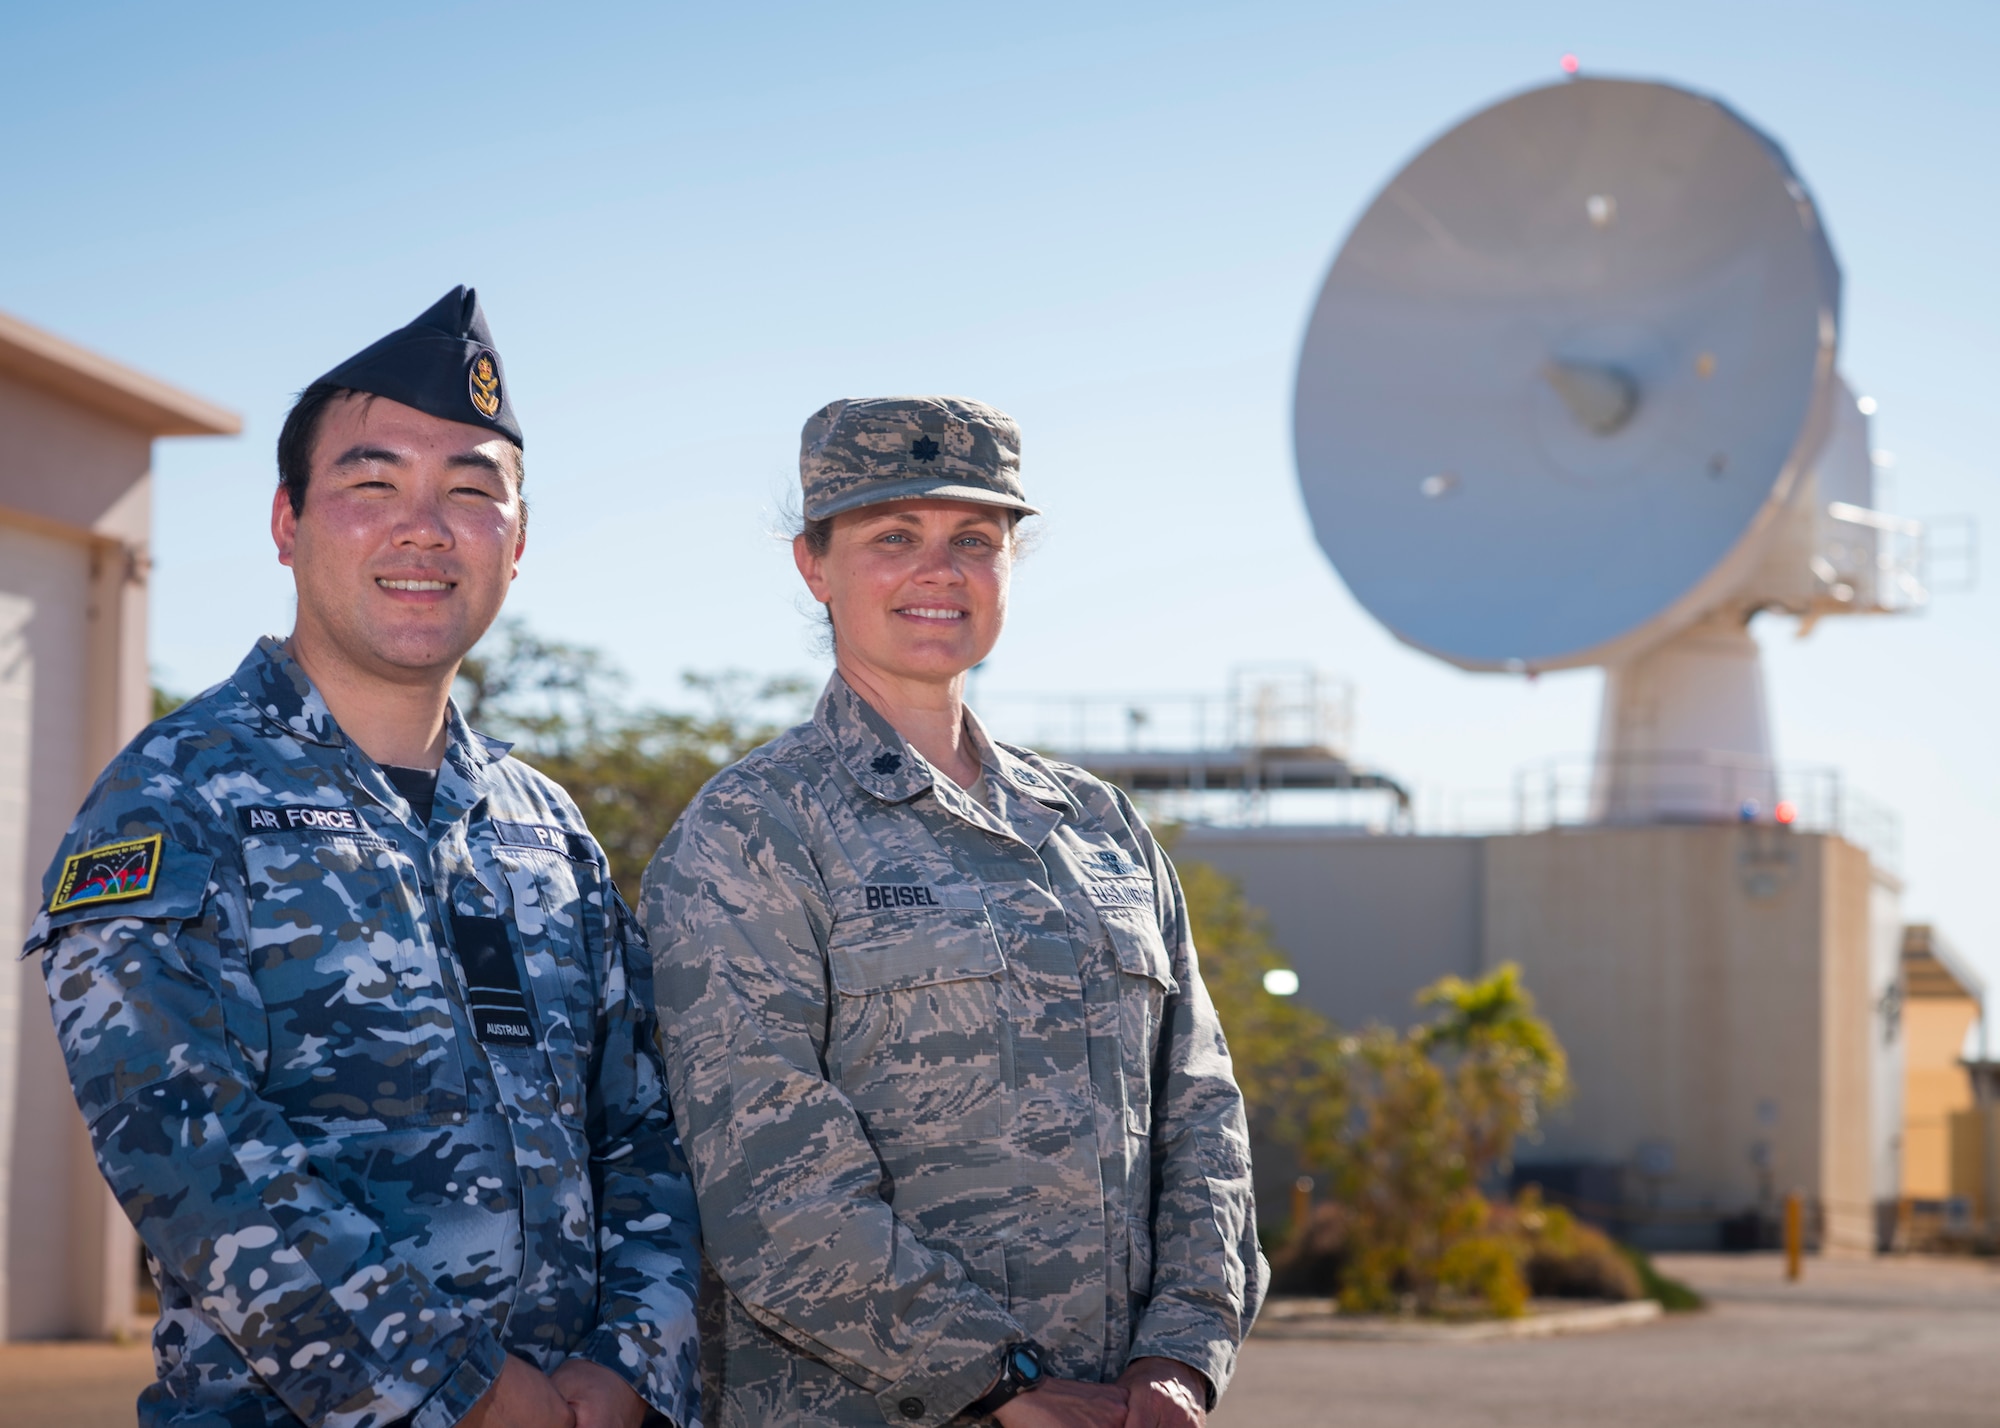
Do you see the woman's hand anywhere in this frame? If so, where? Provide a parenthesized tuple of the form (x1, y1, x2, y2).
(1116, 1357, 1208, 1428)
(991, 1376, 1128, 1428)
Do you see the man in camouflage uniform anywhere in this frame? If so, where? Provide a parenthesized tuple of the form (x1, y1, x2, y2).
(24, 288, 700, 1428)
(643, 397, 1265, 1427)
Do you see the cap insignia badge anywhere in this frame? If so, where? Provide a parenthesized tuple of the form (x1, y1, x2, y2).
(468, 351, 502, 419)
(910, 435, 940, 462)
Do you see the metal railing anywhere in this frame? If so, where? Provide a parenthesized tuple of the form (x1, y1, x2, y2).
(1507, 753, 1901, 871)
(977, 664, 1354, 758)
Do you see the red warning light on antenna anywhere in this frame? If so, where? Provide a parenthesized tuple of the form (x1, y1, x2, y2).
(1561, 53, 1581, 75)
(1774, 800, 1798, 826)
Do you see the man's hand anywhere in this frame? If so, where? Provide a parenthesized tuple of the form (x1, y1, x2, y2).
(1116, 1358, 1207, 1428)
(457, 1355, 575, 1428)
(991, 1376, 1127, 1428)
(550, 1358, 650, 1428)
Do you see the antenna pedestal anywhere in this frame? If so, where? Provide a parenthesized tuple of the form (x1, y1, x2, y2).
(1590, 612, 1775, 824)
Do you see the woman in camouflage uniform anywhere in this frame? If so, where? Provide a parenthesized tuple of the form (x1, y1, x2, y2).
(643, 397, 1265, 1428)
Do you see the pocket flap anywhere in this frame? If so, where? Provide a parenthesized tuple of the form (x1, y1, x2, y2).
(1100, 909, 1179, 994)
(827, 908, 1005, 994)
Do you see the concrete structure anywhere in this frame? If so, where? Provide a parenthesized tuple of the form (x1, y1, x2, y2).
(0, 308, 237, 1338)
(1180, 823, 1896, 1252)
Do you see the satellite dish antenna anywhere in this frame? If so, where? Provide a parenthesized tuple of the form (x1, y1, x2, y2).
(1294, 76, 1919, 822)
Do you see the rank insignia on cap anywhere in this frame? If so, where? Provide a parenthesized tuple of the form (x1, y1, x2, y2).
(910, 435, 940, 462)
(468, 350, 502, 419)
(49, 834, 164, 914)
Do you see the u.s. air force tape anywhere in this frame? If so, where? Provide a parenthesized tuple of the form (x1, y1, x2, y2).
(449, 914, 536, 1047)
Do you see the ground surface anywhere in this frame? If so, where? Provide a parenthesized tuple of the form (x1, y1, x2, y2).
(1214, 1253, 2000, 1428)
(1, 1254, 1995, 1425)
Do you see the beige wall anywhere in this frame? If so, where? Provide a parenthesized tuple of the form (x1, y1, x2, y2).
(1902, 997, 1979, 1199)
(1176, 823, 1883, 1252)
(0, 371, 157, 1339)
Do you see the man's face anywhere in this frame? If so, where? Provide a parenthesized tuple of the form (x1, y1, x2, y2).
(272, 393, 524, 684)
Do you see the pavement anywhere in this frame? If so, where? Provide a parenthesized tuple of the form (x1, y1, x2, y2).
(1214, 1253, 2000, 1427)
(0, 1254, 1994, 1426)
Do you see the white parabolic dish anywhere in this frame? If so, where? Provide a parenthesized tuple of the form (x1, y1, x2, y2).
(1294, 78, 1842, 671)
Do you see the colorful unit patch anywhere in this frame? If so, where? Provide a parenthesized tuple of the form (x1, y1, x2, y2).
(49, 834, 164, 913)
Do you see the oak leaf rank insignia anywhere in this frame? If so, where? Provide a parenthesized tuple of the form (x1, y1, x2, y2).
(49, 834, 164, 913)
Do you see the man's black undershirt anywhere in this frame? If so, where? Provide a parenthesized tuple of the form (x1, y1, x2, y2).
(384, 765, 439, 825)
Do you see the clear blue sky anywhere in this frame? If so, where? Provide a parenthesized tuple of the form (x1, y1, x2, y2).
(6, 3, 1996, 989)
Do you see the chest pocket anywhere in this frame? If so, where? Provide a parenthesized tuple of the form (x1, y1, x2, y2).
(243, 832, 464, 1129)
(825, 903, 1008, 1145)
(1082, 872, 1178, 1139)
(488, 842, 597, 1116)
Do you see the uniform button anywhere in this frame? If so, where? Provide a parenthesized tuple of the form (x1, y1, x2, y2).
(560, 1102, 575, 1117)
(898, 1398, 924, 1419)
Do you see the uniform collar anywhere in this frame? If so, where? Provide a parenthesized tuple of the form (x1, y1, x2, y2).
(816, 673, 934, 802)
(814, 672, 1072, 814)
(229, 635, 512, 768)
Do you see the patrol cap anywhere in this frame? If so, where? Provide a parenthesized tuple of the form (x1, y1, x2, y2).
(800, 396, 1037, 521)
(310, 285, 522, 448)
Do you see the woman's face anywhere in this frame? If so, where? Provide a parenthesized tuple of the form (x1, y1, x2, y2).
(794, 499, 1013, 690)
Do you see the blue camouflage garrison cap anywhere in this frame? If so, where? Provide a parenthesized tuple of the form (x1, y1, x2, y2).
(311, 285, 522, 447)
(800, 396, 1037, 520)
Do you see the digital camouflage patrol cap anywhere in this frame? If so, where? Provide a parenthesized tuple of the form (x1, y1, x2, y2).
(800, 396, 1037, 520)
(310, 285, 522, 447)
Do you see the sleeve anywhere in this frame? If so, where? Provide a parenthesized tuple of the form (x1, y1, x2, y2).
(565, 879, 703, 1428)
(640, 773, 1023, 1428)
(1121, 801, 1270, 1403)
(25, 809, 508, 1428)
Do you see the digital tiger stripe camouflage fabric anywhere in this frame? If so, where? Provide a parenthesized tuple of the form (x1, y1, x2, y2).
(643, 674, 1266, 1427)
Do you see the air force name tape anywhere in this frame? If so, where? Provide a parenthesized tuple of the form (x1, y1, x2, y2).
(862, 883, 986, 912)
(238, 805, 369, 835)
(50, 834, 164, 914)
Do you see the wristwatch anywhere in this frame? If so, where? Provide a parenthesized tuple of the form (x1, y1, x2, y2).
(960, 1341, 1046, 1420)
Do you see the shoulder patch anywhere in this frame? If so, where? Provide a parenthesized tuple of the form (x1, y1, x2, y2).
(49, 834, 164, 914)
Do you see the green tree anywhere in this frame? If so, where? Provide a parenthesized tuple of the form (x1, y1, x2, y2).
(1178, 859, 1571, 1318)
(457, 619, 810, 891)
(1179, 861, 1349, 1183)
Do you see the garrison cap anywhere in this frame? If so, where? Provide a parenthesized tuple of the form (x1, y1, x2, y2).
(800, 396, 1037, 520)
(310, 285, 522, 447)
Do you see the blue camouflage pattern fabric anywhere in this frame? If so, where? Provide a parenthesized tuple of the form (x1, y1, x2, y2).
(642, 674, 1266, 1427)
(23, 638, 701, 1428)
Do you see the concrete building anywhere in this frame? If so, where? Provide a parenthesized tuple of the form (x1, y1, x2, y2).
(1179, 822, 1898, 1254)
(0, 308, 237, 1338)
(1897, 926, 1983, 1206)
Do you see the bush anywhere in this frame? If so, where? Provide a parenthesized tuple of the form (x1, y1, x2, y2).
(1180, 864, 1575, 1321)
(1620, 1246, 1706, 1312)
(1267, 1203, 1351, 1297)
(1494, 1189, 1642, 1301)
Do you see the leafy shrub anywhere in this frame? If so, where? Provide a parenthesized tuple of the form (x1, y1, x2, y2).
(1267, 1203, 1351, 1297)
(1620, 1246, 1706, 1312)
(1493, 1188, 1642, 1301)
(1191, 862, 1574, 1320)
